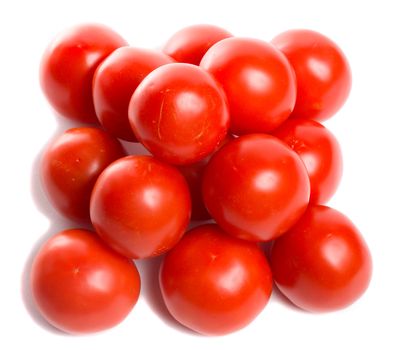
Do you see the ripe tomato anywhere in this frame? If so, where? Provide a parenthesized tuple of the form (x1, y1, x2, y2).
(202, 134, 310, 241)
(41, 127, 126, 222)
(272, 29, 351, 121)
(163, 24, 232, 65)
(128, 63, 230, 165)
(200, 37, 296, 135)
(270, 205, 372, 312)
(159, 224, 272, 335)
(93, 47, 174, 141)
(40, 24, 127, 123)
(273, 118, 343, 204)
(31, 229, 140, 334)
(90, 155, 191, 259)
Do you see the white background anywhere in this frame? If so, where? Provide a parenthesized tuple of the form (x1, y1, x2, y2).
(1, 0, 398, 348)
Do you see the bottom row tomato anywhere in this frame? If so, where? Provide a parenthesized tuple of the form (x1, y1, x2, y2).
(30, 206, 372, 335)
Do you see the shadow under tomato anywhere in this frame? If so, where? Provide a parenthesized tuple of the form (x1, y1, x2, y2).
(135, 256, 199, 336)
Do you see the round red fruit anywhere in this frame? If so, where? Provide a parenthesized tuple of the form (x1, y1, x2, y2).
(160, 224, 272, 335)
(129, 63, 229, 165)
(272, 29, 351, 121)
(31, 229, 140, 334)
(90, 155, 191, 259)
(40, 24, 127, 123)
(202, 134, 310, 241)
(273, 118, 343, 203)
(270, 205, 372, 312)
(200, 37, 296, 135)
(41, 127, 126, 222)
(163, 24, 232, 65)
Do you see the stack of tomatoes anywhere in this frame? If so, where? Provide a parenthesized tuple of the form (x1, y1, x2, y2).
(30, 23, 372, 335)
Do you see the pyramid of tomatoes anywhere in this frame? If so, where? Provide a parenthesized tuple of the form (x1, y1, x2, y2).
(30, 23, 372, 335)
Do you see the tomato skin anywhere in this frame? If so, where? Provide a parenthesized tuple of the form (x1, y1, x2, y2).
(41, 127, 126, 222)
(160, 224, 272, 335)
(40, 24, 127, 123)
(272, 29, 351, 121)
(31, 229, 140, 334)
(200, 37, 296, 135)
(163, 24, 232, 65)
(128, 63, 229, 165)
(93, 47, 174, 141)
(273, 118, 342, 204)
(202, 134, 310, 241)
(90, 155, 191, 259)
(270, 205, 372, 312)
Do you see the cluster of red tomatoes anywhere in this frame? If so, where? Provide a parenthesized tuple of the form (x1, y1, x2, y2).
(30, 23, 372, 336)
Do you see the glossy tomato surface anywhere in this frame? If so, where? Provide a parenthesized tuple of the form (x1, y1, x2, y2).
(273, 118, 342, 203)
(272, 29, 351, 121)
(93, 47, 174, 141)
(163, 24, 232, 65)
(31, 229, 140, 334)
(202, 134, 310, 241)
(270, 205, 372, 312)
(40, 24, 127, 123)
(90, 155, 191, 259)
(200, 37, 296, 135)
(41, 127, 126, 222)
(129, 63, 229, 165)
(160, 224, 272, 335)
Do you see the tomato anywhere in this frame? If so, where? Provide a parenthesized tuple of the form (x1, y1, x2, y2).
(270, 205, 372, 312)
(200, 37, 296, 135)
(273, 118, 342, 204)
(93, 47, 174, 141)
(40, 24, 127, 123)
(90, 155, 191, 259)
(41, 127, 126, 222)
(128, 63, 229, 165)
(202, 134, 310, 241)
(163, 24, 232, 65)
(272, 29, 351, 121)
(159, 224, 272, 335)
(31, 229, 140, 334)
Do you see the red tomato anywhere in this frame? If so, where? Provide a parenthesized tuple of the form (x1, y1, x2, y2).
(163, 24, 232, 65)
(202, 134, 310, 241)
(200, 37, 296, 135)
(272, 29, 351, 121)
(128, 63, 230, 165)
(90, 155, 191, 259)
(41, 127, 126, 222)
(40, 24, 127, 123)
(273, 118, 342, 204)
(160, 224, 272, 335)
(270, 205, 372, 312)
(31, 229, 140, 334)
(93, 47, 174, 141)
